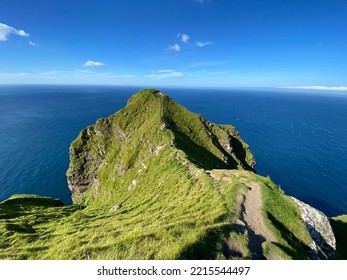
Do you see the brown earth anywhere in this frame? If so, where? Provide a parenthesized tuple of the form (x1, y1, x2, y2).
(209, 170, 278, 259)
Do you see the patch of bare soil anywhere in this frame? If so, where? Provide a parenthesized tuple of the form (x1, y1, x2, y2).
(239, 182, 278, 259)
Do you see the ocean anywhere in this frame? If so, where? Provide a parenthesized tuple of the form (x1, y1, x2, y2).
(0, 85, 346, 217)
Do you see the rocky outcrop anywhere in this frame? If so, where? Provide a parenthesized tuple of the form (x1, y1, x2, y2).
(292, 197, 336, 259)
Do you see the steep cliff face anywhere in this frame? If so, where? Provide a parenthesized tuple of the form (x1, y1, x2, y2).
(0, 89, 338, 260)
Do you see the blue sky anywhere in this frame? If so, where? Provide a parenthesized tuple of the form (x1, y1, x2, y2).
(0, 0, 347, 89)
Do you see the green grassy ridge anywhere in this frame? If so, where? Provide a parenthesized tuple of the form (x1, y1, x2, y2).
(67, 89, 255, 205)
(0, 89, 326, 259)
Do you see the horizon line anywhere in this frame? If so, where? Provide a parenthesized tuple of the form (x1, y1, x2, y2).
(1, 83, 347, 92)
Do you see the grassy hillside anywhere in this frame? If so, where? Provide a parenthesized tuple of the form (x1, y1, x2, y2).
(0, 174, 312, 259)
(0, 89, 321, 259)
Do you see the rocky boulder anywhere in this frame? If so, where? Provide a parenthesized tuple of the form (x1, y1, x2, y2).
(292, 197, 336, 259)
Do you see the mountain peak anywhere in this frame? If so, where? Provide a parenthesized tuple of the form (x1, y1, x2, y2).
(66, 89, 255, 203)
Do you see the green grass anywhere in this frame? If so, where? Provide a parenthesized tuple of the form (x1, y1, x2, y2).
(0, 164, 233, 259)
(1, 149, 237, 259)
(0, 195, 81, 259)
(259, 176, 312, 259)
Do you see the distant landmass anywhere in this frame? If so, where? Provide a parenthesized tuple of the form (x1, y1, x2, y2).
(0, 89, 345, 260)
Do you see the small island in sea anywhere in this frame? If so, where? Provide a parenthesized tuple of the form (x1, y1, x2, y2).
(0, 89, 346, 260)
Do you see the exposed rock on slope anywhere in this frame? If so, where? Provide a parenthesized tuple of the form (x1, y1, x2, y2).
(292, 198, 336, 259)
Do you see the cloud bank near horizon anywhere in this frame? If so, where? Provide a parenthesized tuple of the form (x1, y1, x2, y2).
(283, 86, 347, 91)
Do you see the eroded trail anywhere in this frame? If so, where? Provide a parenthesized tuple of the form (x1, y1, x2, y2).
(241, 182, 277, 259)
(208, 169, 281, 260)
(207, 170, 279, 259)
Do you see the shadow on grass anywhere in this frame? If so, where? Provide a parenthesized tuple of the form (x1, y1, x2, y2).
(329, 219, 347, 259)
(176, 224, 235, 260)
(0, 197, 81, 220)
(229, 136, 254, 171)
(232, 222, 266, 260)
(171, 127, 238, 170)
(267, 212, 311, 259)
(167, 116, 255, 172)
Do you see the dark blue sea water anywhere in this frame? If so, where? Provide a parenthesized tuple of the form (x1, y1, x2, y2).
(0, 85, 346, 217)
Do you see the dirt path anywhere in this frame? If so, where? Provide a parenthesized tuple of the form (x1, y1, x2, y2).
(240, 182, 277, 259)
(204, 170, 278, 259)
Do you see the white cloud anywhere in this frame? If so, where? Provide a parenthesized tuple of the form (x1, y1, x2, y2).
(146, 69, 184, 79)
(177, 33, 190, 44)
(196, 41, 213, 47)
(187, 60, 232, 68)
(83, 60, 105, 67)
(182, 34, 190, 43)
(167, 44, 181, 52)
(283, 86, 347, 91)
(0, 23, 29, 41)
(29, 41, 39, 47)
